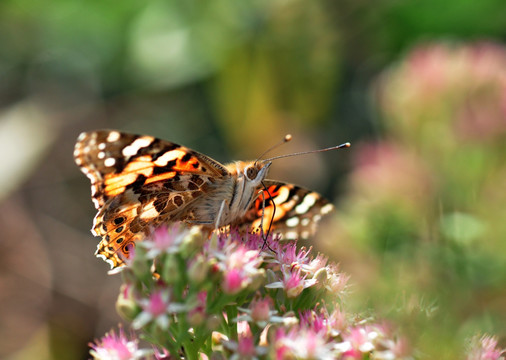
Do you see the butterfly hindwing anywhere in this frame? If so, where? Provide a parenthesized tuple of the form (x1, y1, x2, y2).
(245, 180, 334, 240)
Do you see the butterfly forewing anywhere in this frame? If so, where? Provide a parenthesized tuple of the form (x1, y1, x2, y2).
(74, 130, 229, 209)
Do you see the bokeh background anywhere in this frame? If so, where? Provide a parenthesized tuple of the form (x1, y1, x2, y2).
(1, 0, 505, 359)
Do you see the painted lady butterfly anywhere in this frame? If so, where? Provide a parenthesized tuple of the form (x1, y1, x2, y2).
(74, 130, 346, 268)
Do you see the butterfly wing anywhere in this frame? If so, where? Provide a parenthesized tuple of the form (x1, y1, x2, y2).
(74, 130, 230, 268)
(241, 180, 334, 240)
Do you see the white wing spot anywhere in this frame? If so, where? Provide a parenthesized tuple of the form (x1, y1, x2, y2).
(301, 218, 310, 226)
(154, 149, 186, 166)
(107, 131, 121, 142)
(98, 151, 105, 159)
(301, 231, 310, 238)
(295, 193, 317, 214)
(77, 132, 86, 141)
(140, 200, 159, 220)
(104, 157, 116, 167)
(313, 214, 322, 223)
(98, 142, 106, 150)
(286, 217, 300, 227)
(122, 137, 153, 157)
(321, 203, 334, 215)
(285, 231, 298, 239)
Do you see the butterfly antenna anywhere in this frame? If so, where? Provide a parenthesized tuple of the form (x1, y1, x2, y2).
(263, 142, 351, 162)
(254, 134, 293, 165)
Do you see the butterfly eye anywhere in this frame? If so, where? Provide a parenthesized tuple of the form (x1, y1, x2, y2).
(246, 166, 258, 180)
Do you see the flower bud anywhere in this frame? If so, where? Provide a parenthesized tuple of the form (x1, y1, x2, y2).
(207, 315, 222, 332)
(116, 284, 140, 320)
(250, 297, 273, 323)
(313, 267, 328, 288)
(187, 307, 206, 327)
(160, 254, 181, 284)
(129, 245, 151, 278)
(180, 226, 205, 256)
(188, 254, 209, 284)
(248, 269, 266, 291)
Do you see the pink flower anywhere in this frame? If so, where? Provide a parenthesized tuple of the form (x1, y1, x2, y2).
(237, 296, 286, 327)
(335, 325, 380, 358)
(266, 267, 317, 298)
(325, 264, 350, 294)
(249, 297, 273, 323)
(299, 309, 326, 334)
(326, 307, 348, 336)
(274, 327, 334, 359)
(215, 241, 264, 294)
(89, 327, 150, 360)
(224, 321, 268, 359)
(142, 224, 187, 259)
(222, 268, 244, 294)
(276, 243, 312, 269)
(133, 289, 185, 330)
(302, 253, 329, 276)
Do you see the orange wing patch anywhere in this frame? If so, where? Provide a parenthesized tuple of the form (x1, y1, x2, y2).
(245, 182, 334, 239)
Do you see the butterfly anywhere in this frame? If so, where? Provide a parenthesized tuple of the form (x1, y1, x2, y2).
(74, 130, 341, 268)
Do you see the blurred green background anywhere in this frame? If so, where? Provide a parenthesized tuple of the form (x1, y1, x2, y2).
(0, 0, 505, 359)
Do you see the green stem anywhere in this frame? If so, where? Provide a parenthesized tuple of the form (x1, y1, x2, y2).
(182, 339, 199, 360)
(225, 305, 238, 341)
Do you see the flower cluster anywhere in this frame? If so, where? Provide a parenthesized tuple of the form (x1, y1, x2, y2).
(466, 335, 506, 360)
(89, 224, 415, 359)
(90, 224, 506, 359)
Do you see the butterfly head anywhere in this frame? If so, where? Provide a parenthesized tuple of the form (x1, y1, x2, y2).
(245, 161, 271, 184)
(228, 161, 272, 187)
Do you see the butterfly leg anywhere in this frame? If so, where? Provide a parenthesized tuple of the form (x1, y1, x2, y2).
(257, 188, 276, 253)
(215, 199, 227, 231)
(258, 189, 267, 239)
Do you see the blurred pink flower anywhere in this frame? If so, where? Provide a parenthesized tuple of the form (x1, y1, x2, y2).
(467, 335, 506, 360)
(378, 41, 506, 143)
(187, 291, 207, 326)
(274, 327, 334, 359)
(237, 296, 286, 327)
(335, 326, 378, 358)
(224, 321, 268, 359)
(222, 268, 245, 294)
(350, 142, 433, 209)
(89, 327, 150, 360)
